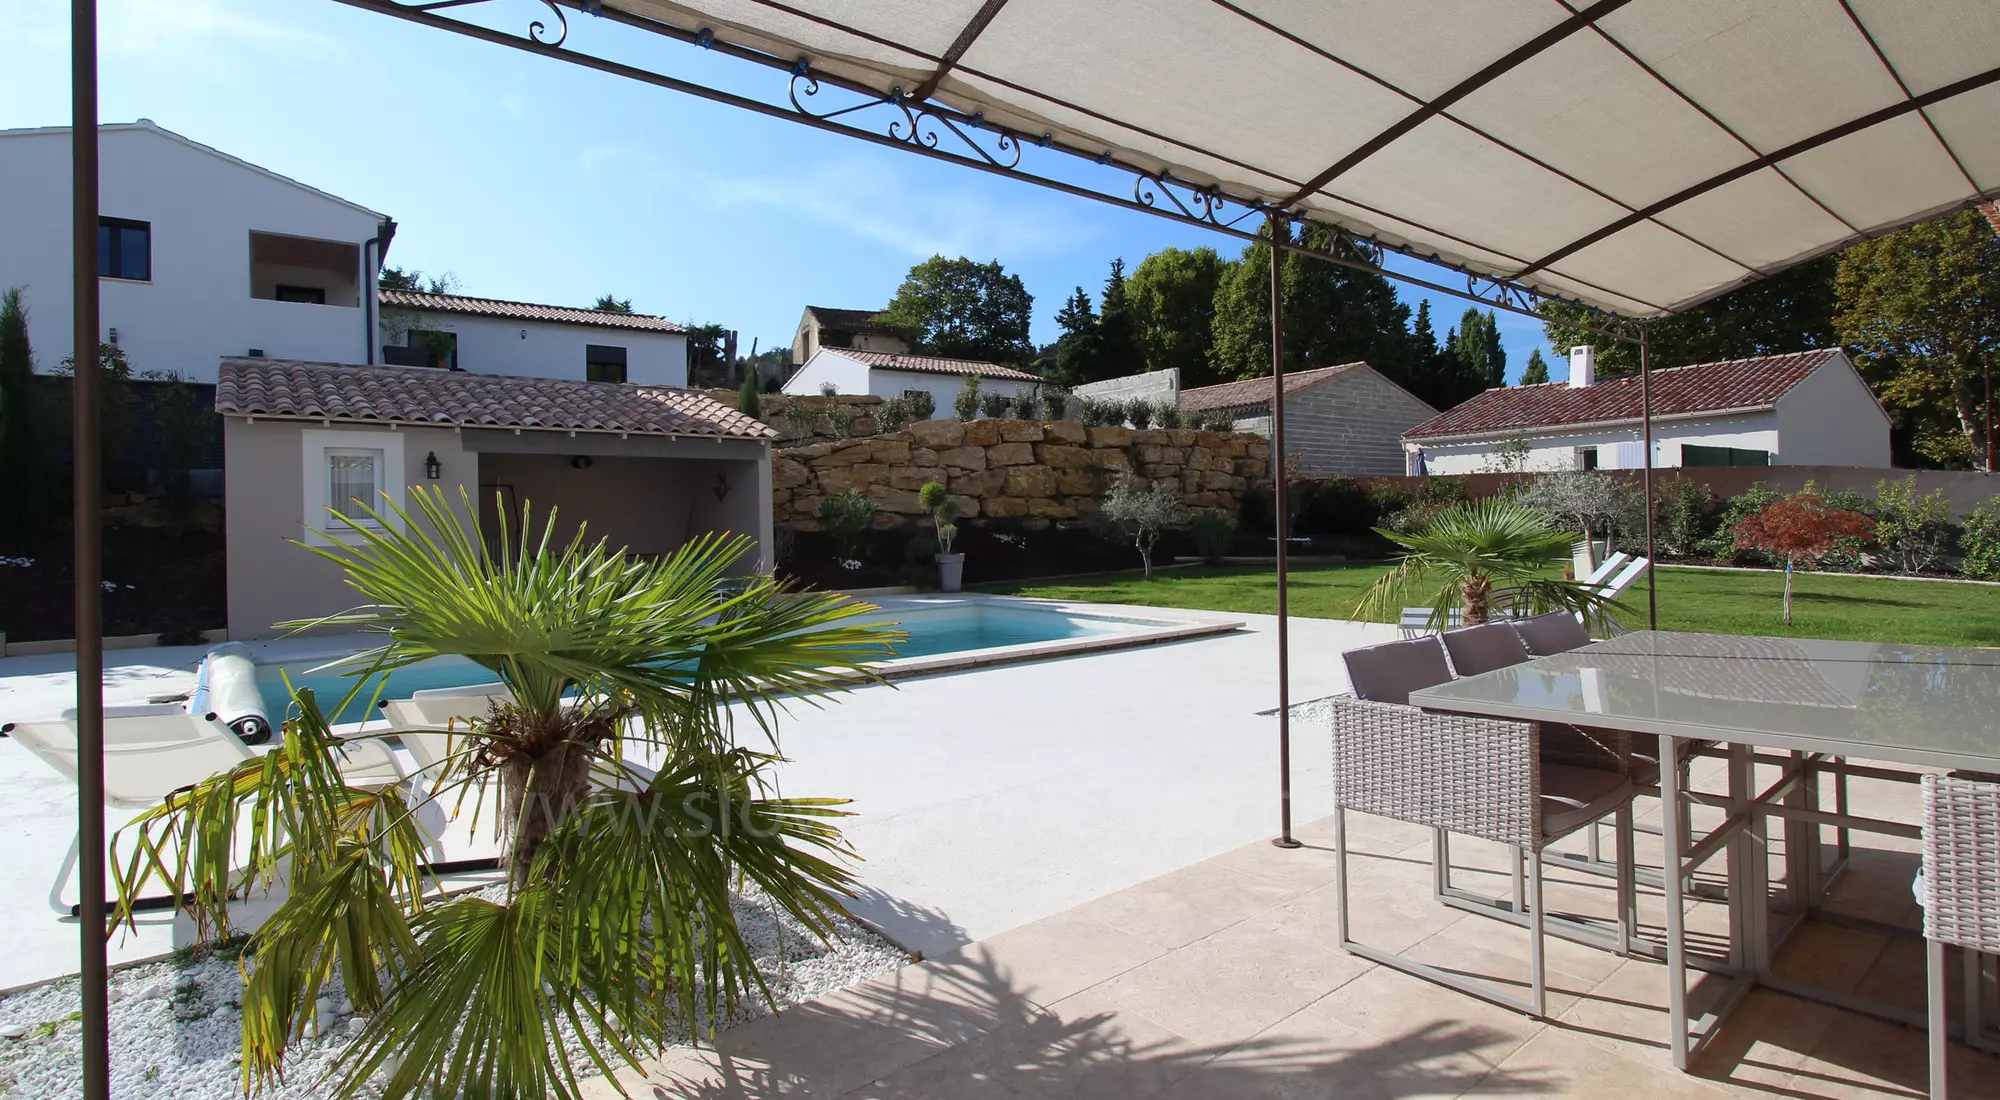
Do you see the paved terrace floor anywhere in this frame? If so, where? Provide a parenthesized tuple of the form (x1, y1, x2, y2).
(588, 762, 2000, 1099)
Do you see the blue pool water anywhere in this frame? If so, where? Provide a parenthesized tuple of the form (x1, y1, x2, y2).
(254, 604, 1127, 719)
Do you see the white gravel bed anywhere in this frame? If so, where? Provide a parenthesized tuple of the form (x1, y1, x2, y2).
(0, 893, 907, 1099)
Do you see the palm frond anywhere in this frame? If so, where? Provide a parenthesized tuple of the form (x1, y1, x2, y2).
(1356, 497, 1619, 628)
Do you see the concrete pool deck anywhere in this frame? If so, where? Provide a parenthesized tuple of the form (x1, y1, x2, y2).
(0, 601, 1387, 989)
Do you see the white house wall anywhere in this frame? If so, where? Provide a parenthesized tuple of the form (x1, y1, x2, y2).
(1773, 354, 1893, 467)
(867, 367, 1034, 414)
(385, 311, 688, 387)
(782, 349, 874, 396)
(1417, 412, 1784, 474)
(0, 124, 383, 382)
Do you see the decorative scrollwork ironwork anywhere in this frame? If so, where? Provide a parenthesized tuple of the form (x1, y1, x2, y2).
(527, 0, 568, 47)
(1465, 271, 1541, 314)
(1134, 173, 1263, 230)
(788, 70, 1022, 170)
(391, 0, 568, 47)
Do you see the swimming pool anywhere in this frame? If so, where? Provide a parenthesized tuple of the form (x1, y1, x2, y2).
(247, 596, 1239, 720)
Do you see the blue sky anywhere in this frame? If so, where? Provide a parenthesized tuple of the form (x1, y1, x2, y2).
(2, 0, 1560, 382)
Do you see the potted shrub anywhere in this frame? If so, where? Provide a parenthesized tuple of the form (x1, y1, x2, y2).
(920, 481, 964, 591)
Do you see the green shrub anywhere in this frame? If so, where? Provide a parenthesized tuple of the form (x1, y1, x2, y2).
(1653, 477, 1717, 558)
(1295, 476, 1378, 537)
(1239, 484, 1275, 536)
(1156, 402, 1184, 430)
(979, 391, 1011, 418)
(1873, 475, 1952, 573)
(1365, 482, 1414, 520)
(1038, 385, 1070, 421)
(818, 489, 876, 560)
(876, 394, 911, 432)
(1698, 484, 1785, 561)
(919, 480, 960, 555)
(1008, 391, 1038, 419)
(954, 375, 981, 420)
(824, 403, 856, 439)
(904, 389, 936, 420)
(782, 404, 823, 439)
(1125, 398, 1154, 430)
(1962, 496, 2000, 579)
(738, 371, 761, 420)
(1190, 508, 1237, 563)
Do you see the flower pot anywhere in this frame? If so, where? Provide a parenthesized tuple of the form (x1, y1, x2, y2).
(936, 553, 965, 592)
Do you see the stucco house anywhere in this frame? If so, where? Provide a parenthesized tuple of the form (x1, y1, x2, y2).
(1402, 347, 1891, 474)
(783, 348, 1042, 411)
(790, 305, 910, 365)
(377, 289, 689, 387)
(1179, 362, 1437, 477)
(0, 120, 392, 382)
(215, 358, 773, 638)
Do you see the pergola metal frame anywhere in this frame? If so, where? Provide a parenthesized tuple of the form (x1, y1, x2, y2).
(60, 1, 1995, 1094)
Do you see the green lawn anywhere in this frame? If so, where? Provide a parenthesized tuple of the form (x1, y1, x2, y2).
(977, 563, 2000, 648)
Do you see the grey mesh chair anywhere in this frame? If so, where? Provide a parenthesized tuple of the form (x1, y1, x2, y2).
(1512, 611, 1592, 657)
(1923, 773, 2000, 1098)
(1334, 637, 1636, 1015)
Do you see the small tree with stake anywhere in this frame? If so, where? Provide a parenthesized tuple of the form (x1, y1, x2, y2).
(1733, 491, 1876, 626)
(1101, 477, 1188, 580)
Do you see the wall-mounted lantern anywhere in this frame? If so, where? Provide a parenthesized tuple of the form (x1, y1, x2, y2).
(424, 451, 441, 480)
(713, 470, 731, 502)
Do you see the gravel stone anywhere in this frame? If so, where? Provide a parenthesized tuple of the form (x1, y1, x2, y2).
(0, 890, 905, 1098)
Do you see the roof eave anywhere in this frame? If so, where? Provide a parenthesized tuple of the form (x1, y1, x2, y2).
(1404, 402, 1779, 444)
(219, 408, 774, 441)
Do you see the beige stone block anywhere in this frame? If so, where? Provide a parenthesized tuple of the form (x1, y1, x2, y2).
(951, 494, 981, 518)
(1091, 448, 1131, 471)
(887, 465, 946, 491)
(1131, 428, 1168, 445)
(789, 441, 835, 460)
(1036, 443, 1092, 468)
(1245, 440, 1270, 461)
(1137, 445, 1164, 464)
(1055, 469, 1103, 495)
(815, 463, 888, 493)
(870, 511, 904, 530)
(984, 496, 1029, 518)
(1142, 462, 1182, 479)
(950, 469, 1005, 498)
(1187, 446, 1217, 472)
(868, 439, 911, 464)
(937, 446, 987, 471)
(1027, 497, 1071, 518)
(1086, 426, 1132, 448)
(868, 485, 924, 514)
(770, 488, 792, 506)
(1001, 467, 1057, 498)
(1199, 469, 1238, 492)
(960, 419, 1002, 446)
(909, 446, 939, 465)
(816, 442, 874, 467)
(1042, 421, 1088, 444)
(1222, 438, 1248, 458)
(907, 419, 964, 448)
(1020, 517, 1052, 531)
(1070, 496, 1100, 517)
(998, 420, 1044, 443)
(770, 457, 811, 490)
(791, 495, 822, 520)
(987, 441, 1034, 466)
(1192, 430, 1228, 450)
(1165, 429, 1196, 446)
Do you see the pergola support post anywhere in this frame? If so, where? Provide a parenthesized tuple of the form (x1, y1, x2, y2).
(71, 0, 110, 1097)
(1640, 323, 1657, 631)
(1269, 215, 1301, 851)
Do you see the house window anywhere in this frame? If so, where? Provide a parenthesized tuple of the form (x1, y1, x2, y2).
(275, 284, 327, 305)
(1682, 444, 1770, 467)
(327, 449, 383, 522)
(407, 329, 458, 370)
(1576, 447, 1599, 471)
(586, 344, 628, 384)
(301, 429, 406, 542)
(248, 231, 360, 306)
(98, 217, 150, 281)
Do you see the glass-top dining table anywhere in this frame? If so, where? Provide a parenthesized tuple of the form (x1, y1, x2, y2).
(1408, 630, 2000, 1070)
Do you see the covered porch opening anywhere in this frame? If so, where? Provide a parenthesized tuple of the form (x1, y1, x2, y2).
(460, 428, 772, 571)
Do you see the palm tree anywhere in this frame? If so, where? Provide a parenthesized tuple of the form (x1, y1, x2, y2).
(1358, 497, 1623, 630)
(111, 486, 903, 1099)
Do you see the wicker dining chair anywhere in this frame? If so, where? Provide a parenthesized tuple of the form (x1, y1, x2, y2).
(1329, 693, 1635, 1017)
(1923, 772, 2000, 1098)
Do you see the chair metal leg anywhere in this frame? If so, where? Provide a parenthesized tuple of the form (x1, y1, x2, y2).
(1616, 801, 1636, 957)
(1529, 847, 1547, 1019)
(1932, 937, 1951, 1100)
(47, 830, 81, 916)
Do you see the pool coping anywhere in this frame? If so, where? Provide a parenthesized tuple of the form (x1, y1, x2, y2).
(242, 594, 1246, 698)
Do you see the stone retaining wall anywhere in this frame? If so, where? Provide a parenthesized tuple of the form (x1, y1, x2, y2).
(774, 419, 1272, 531)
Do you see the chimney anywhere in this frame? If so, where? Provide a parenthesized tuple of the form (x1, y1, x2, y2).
(1568, 346, 1595, 389)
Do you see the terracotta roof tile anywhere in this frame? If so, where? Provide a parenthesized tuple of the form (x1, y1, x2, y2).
(827, 348, 1042, 383)
(379, 290, 687, 333)
(1178, 362, 1367, 412)
(1403, 349, 1845, 442)
(215, 358, 773, 439)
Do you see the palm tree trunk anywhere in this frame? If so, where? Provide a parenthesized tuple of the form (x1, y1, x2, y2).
(501, 741, 593, 889)
(1462, 574, 1492, 625)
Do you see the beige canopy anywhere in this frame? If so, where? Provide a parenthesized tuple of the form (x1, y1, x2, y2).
(600, 0, 2000, 319)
